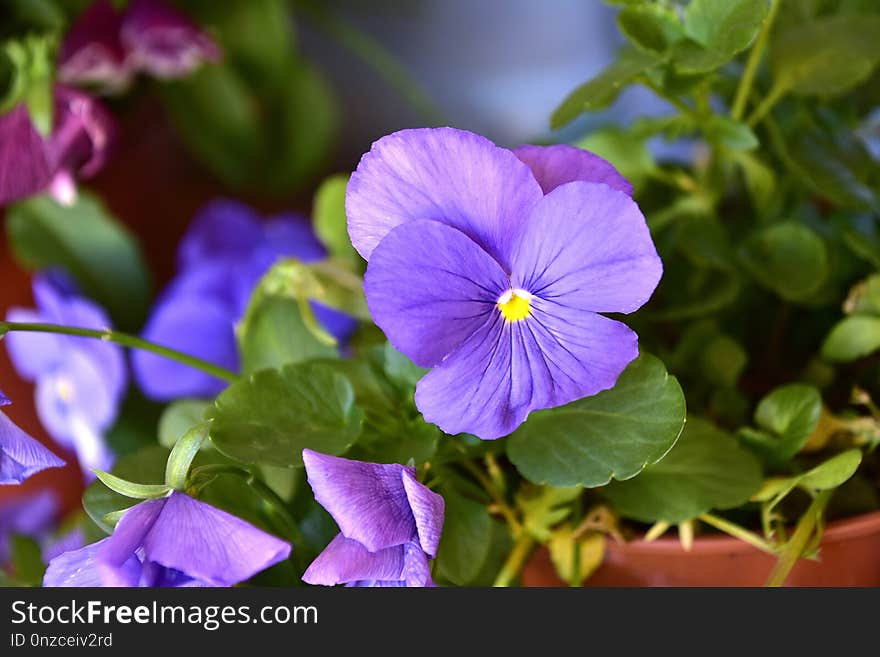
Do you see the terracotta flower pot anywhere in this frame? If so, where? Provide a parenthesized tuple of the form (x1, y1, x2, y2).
(522, 511, 880, 586)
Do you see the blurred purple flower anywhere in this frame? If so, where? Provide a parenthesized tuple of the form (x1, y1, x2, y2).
(43, 491, 291, 587)
(302, 450, 444, 587)
(5, 273, 127, 479)
(0, 86, 114, 206)
(132, 200, 357, 401)
(0, 391, 65, 486)
(348, 128, 662, 439)
(59, 0, 220, 92)
(0, 490, 59, 564)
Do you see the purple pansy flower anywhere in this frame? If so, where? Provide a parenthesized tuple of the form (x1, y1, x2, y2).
(5, 273, 126, 479)
(43, 491, 291, 587)
(0, 490, 60, 563)
(0, 391, 65, 485)
(302, 450, 444, 587)
(0, 86, 114, 206)
(347, 128, 663, 439)
(59, 0, 220, 92)
(132, 200, 357, 401)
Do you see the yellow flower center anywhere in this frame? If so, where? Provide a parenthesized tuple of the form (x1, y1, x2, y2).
(497, 289, 532, 322)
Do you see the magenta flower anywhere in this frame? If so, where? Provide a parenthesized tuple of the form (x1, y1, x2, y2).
(59, 0, 220, 92)
(347, 128, 662, 439)
(302, 450, 444, 587)
(43, 491, 291, 587)
(5, 273, 126, 479)
(0, 86, 114, 206)
(0, 390, 65, 485)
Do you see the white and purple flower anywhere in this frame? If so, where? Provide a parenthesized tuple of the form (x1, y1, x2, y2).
(5, 273, 126, 479)
(43, 491, 291, 587)
(302, 450, 444, 587)
(348, 128, 663, 439)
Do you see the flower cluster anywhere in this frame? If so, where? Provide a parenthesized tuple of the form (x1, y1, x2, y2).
(132, 200, 356, 401)
(348, 128, 662, 439)
(59, 0, 220, 94)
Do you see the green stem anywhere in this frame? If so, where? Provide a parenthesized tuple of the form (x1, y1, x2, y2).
(745, 80, 789, 128)
(459, 459, 521, 534)
(765, 490, 833, 587)
(0, 321, 238, 383)
(699, 513, 777, 555)
(731, 0, 780, 121)
(493, 533, 535, 588)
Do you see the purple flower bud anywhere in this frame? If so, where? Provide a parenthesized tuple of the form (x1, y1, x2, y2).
(120, 0, 220, 79)
(43, 491, 291, 587)
(58, 0, 133, 94)
(302, 450, 445, 587)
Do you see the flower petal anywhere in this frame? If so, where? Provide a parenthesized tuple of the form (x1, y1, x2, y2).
(302, 533, 405, 586)
(511, 182, 662, 314)
(513, 144, 632, 196)
(139, 492, 291, 586)
(401, 469, 445, 558)
(0, 390, 8, 406)
(4, 307, 64, 381)
(0, 410, 66, 485)
(132, 292, 238, 401)
(51, 86, 115, 180)
(177, 199, 265, 271)
(0, 105, 52, 205)
(364, 219, 508, 368)
(302, 450, 416, 552)
(347, 127, 543, 268)
(121, 0, 221, 79)
(98, 497, 165, 585)
(402, 541, 435, 587)
(58, 0, 132, 93)
(45, 538, 140, 587)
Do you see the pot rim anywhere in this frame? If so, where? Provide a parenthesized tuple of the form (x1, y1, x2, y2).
(611, 510, 880, 556)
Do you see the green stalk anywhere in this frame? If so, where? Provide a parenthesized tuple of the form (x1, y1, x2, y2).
(765, 490, 833, 587)
(699, 513, 777, 555)
(0, 321, 238, 383)
(731, 0, 781, 121)
(493, 533, 536, 588)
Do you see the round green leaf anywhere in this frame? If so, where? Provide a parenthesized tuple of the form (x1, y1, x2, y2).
(739, 221, 828, 301)
(798, 449, 862, 491)
(209, 362, 363, 467)
(507, 353, 686, 488)
(821, 316, 880, 362)
(158, 399, 211, 449)
(739, 383, 821, 465)
(602, 417, 763, 523)
(436, 490, 492, 586)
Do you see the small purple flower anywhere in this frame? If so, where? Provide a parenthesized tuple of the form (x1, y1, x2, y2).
(347, 128, 662, 439)
(132, 200, 357, 401)
(43, 491, 291, 587)
(0, 392, 65, 486)
(0, 86, 115, 206)
(302, 450, 444, 587)
(5, 273, 126, 479)
(59, 0, 220, 91)
(58, 0, 131, 93)
(0, 490, 59, 563)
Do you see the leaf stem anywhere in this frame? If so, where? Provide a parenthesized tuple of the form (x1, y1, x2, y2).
(745, 80, 788, 128)
(0, 321, 238, 383)
(493, 533, 535, 587)
(731, 0, 781, 121)
(698, 513, 777, 555)
(765, 489, 833, 587)
(459, 459, 521, 533)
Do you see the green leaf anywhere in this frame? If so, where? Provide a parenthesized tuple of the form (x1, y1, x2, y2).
(158, 399, 211, 449)
(739, 384, 822, 464)
(739, 221, 829, 301)
(383, 342, 427, 388)
(577, 127, 655, 191)
(705, 116, 759, 151)
(238, 289, 337, 375)
(517, 486, 582, 542)
(6, 193, 151, 329)
(734, 152, 777, 214)
(700, 334, 748, 388)
(798, 449, 862, 491)
(209, 362, 363, 467)
(603, 417, 763, 523)
(93, 470, 172, 500)
(617, 4, 683, 56)
(845, 274, 880, 315)
(771, 15, 880, 96)
(821, 316, 880, 362)
(165, 424, 209, 491)
(436, 491, 492, 585)
(313, 174, 358, 265)
(685, 0, 769, 58)
(551, 47, 659, 129)
(82, 446, 169, 533)
(10, 535, 45, 586)
(508, 353, 687, 488)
